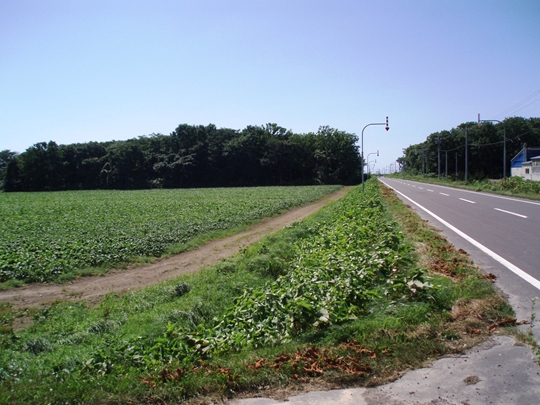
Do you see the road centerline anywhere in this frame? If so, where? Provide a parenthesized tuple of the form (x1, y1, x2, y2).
(379, 179, 540, 292)
(494, 208, 528, 218)
(459, 198, 476, 204)
(401, 180, 540, 207)
(439, 192, 450, 196)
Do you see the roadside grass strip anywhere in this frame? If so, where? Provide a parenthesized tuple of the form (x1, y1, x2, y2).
(161, 182, 430, 354)
(0, 180, 512, 404)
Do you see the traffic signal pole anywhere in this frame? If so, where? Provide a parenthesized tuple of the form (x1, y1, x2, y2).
(361, 117, 389, 193)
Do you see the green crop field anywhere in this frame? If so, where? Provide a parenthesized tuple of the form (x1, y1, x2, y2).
(0, 186, 341, 283)
(0, 181, 510, 404)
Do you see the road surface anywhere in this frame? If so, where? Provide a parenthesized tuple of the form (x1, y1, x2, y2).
(228, 179, 540, 405)
(379, 177, 540, 339)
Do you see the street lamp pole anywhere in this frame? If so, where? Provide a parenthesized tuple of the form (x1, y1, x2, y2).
(366, 150, 379, 175)
(361, 118, 388, 192)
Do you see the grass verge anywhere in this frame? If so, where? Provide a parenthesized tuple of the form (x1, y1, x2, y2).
(0, 180, 513, 404)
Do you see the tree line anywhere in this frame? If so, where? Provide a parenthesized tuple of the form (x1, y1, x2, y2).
(0, 123, 363, 192)
(399, 117, 540, 179)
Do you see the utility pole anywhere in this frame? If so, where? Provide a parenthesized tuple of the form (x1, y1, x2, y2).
(445, 151, 448, 180)
(423, 149, 427, 177)
(437, 137, 441, 179)
(465, 127, 468, 182)
(478, 114, 507, 179)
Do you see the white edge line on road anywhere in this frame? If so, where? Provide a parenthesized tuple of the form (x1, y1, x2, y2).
(394, 179, 540, 206)
(494, 208, 528, 218)
(379, 179, 540, 292)
(440, 192, 450, 196)
(459, 198, 476, 204)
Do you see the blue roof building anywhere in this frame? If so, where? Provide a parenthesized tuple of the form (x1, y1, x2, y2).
(511, 147, 540, 181)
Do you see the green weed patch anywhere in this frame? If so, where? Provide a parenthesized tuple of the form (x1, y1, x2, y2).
(0, 181, 511, 404)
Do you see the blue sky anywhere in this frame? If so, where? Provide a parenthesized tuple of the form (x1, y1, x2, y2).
(1, 0, 539, 173)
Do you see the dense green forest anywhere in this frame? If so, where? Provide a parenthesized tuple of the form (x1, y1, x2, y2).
(0, 123, 362, 192)
(399, 117, 540, 180)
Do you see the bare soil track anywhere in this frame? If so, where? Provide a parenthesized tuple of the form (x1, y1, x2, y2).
(0, 187, 351, 310)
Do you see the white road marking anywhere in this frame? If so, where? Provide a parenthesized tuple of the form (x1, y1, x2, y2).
(427, 189, 434, 192)
(459, 198, 476, 204)
(440, 193, 450, 196)
(418, 187, 423, 189)
(379, 179, 540, 292)
(398, 179, 540, 206)
(494, 208, 527, 218)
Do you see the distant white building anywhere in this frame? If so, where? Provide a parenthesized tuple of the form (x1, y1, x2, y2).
(511, 147, 540, 181)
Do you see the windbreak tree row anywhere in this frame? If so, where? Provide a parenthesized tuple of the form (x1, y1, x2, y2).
(399, 117, 540, 180)
(1, 123, 362, 191)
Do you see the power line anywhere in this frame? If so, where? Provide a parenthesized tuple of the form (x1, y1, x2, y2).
(440, 145, 462, 152)
(506, 97, 540, 116)
(440, 128, 537, 149)
(492, 89, 540, 120)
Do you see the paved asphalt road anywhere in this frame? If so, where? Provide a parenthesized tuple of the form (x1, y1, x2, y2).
(229, 179, 540, 405)
(229, 336, 540, 405)
(378, 177, 540, 338)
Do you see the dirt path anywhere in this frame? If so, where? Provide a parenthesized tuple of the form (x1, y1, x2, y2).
(0, 187, 351, 310)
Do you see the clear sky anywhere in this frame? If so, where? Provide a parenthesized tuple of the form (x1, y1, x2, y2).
(2, 0, 539, 173)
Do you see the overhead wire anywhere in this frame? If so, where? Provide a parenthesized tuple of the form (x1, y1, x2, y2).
(412, 98, 540, 170)
(491, 89, 540, 120)
(505, 97, 540, 116)
(438, 128, 537, 150)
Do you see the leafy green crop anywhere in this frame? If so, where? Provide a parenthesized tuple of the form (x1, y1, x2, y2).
(0, 186, 340, 282)
(1, 181, 505, 405)
(145, 181, 433, 361)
